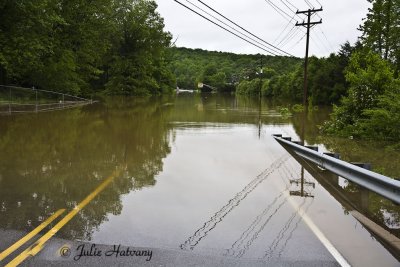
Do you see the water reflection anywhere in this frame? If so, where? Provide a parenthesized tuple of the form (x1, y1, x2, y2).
(0, 94, 399, 263)
(0, 97, 174, 240)
(263, 198, 311, 260)
(290, 109, 400, 239)
(180, 155, 289, 251)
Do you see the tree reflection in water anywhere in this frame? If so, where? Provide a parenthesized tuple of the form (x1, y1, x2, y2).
(0, 97, 174, 240)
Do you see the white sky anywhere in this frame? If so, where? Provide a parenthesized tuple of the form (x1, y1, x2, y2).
(155, 0, 371, 57)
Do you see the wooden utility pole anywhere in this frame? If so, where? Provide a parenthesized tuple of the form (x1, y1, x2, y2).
(296, 8, 322, 106)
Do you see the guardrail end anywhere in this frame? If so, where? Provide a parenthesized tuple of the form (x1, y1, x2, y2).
(272, 134, 282, 137)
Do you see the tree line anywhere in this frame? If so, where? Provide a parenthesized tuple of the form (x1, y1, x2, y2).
(170, 0, 399, 143)
(1, 0, 399, 142)
(323, 0, 400, 142)
(0, 0, 175, 96)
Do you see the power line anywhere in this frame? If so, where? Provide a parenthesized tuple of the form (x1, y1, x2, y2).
(310, 35, 325, 54)
(261, 0, 306, 34)
(281, 28, 303, 48)
(311, 29, 329, 52)
(276, 25, 297, 46)
(185, 0, 282, 55)
(304, 0, 314, 9)
(282, 0, 298, 11)
(265, 0, 331, 55)
(288, 33, 307, 50)
(317, 26, 334, 51)
(196, 0, 294, 57)
(273, 13, 296, 44)
(278, 26, 300, 47)
(279, 0, 297, 13)
(263, 0, 293, 21)
(172, 0, 281, 56)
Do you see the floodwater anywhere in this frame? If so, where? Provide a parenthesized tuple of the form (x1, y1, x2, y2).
(1, 94, 400, 266)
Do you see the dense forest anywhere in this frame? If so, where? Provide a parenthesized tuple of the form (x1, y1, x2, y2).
(170, 47, 302, 93)
(170, 45, 352, 105)
(0, 0, 175, 96)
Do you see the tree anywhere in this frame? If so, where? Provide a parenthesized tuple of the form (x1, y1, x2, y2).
(0, 0, 175, 96)
(323, 50, 398, 137)
(359, 0, 399, 72)
(105, 0, 174, 95)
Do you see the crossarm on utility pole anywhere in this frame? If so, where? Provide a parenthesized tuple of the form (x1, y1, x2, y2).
(295, 8, 323, 107)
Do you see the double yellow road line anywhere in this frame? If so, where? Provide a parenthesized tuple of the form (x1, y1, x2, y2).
(0, 167, 122, 267)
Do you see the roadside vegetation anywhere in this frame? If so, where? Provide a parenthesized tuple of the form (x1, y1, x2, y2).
(0, 0, 175, 96)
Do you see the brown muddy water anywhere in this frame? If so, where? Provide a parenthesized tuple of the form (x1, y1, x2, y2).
(0, 93, 400, 266)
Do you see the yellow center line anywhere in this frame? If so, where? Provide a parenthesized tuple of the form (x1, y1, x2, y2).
(6, 167, 122, 267)
(0, 209, 65, 261)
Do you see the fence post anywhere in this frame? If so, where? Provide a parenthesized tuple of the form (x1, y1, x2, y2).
(8, 86, 11, 114)
(62, 94, 65, 109)
(35, 87, 38, 113)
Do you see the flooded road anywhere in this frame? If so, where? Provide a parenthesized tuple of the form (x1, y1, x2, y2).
(0, 94, 400, 266)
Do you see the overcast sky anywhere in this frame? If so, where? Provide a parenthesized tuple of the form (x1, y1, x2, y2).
(155, 0, 371, 57)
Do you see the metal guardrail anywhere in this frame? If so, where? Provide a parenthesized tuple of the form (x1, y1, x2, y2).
(273, 134, 400, 204)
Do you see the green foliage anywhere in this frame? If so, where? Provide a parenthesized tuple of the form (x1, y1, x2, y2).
(359, 0, 400, 71)
(279, 107, 292, 117)
(236, 78, 262, 96)
(292, 104, 305, 113)
(323, 50, 399, 139)
(0, 0, 174, 96)
(169, 48, 302, 91)
(259, 47, 353, 104)
(360, 83, 400, 140)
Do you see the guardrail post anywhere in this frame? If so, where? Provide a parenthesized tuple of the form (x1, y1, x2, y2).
(273, 135, 400, 204)
(305, 146, 318, 151)
(351, 162, 372, 171)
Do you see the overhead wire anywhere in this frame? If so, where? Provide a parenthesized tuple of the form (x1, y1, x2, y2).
(317, 26, 335, 51)
(279, 0, 297, 14)
(309, 36, 325, 54)
(277, 25, 300, 47)
(262, 0, 309, 50)
(173, 0, 282, 56)
(263, 0, 294, 22)
(274, 0, 331, 54)
(304, 0, 314, 9)
(288, 33, 307, 50)
(282, 0, 298, 11)
(281, 29, 303, 48)
(196, 0, 294, 57)
(273, 13, 296, 44)
(185, 0, 283, 55)
(313, 29, 330, 52)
